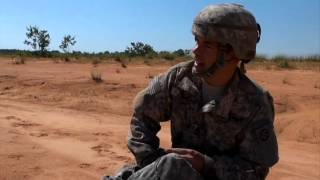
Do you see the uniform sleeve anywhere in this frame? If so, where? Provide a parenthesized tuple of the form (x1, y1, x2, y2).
(203, 92, 279, 180)
(127, 71, 174, 168)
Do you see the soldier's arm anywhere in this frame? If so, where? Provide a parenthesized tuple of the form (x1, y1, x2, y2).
(127, 72, 174, 168)
(203, 92, 279, 179)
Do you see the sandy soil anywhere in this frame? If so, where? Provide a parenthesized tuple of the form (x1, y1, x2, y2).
(0, 58, 319, 180)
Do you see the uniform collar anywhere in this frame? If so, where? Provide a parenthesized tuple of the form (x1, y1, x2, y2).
(196, 68, 240, 119)
(214, 69, 240, 119)
(180, 63, 241, 119)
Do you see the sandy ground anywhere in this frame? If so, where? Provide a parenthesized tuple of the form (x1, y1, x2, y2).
(0, 58, 319, 180)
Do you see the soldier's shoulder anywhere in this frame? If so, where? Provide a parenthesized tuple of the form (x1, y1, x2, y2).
(238, 72, 273, 106)
(238, 72, 268, 96)
(157, 60, 194, 82)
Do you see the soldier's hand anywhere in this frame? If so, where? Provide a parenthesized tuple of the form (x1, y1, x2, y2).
(165, 148, 204, 173)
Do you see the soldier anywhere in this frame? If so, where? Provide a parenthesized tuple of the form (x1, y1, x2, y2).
(104, 3, 278, 180)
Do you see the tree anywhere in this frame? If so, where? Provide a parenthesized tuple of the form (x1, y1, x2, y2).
(125, 42, 156, 57)
(24, 25, 50, 54)
(24, 26, 38, 50)
(59, 35, 76, 53)
(38, 30, 50, 53)
(173, 49, 185, 56)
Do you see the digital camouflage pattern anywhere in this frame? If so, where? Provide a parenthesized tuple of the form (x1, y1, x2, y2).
(192, 4, 259, 61)
(127, 60, 279, 180)
(127, 153, 204, 180)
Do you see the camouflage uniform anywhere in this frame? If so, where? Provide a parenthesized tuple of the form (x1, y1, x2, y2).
(124, 60, 278, 180)
(105, 4, 278, 180)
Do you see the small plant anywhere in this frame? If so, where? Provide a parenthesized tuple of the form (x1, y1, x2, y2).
(164, 54, 175, 60)
(146, 72, 154, 79)
(65, 57, 70, 62)
(62, 57, 72, 62)
(53, 58, 60, 63)
(12, 56, 25, 64)
(91, 70, 102, 83)
(114, 56, 121, 62)
(159, 51, 175, 60)
(282, 77, 290, 85)
(146, 53, 155, 59)
(121, 62, 127, 68)
(277, 60, 293, 69)
(113, 56, 127, 68)
(272, 55, 294, 69)
(143, 60, 151, 66)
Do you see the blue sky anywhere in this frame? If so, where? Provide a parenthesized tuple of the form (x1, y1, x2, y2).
(0, 0, 319, 57)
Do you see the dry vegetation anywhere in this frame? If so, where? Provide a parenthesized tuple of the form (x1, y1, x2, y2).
(11, 56, 25, 64)
(238, 54, 319, 71)
(90, 69, 103, 83)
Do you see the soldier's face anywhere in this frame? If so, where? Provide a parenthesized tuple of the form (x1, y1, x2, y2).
(192, 36, 219, 74)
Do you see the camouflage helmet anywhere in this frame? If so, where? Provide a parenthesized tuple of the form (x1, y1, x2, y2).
(192, 3, 261, 62)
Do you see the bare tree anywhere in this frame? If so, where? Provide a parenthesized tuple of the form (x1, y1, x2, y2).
(59, 35, 76, 53)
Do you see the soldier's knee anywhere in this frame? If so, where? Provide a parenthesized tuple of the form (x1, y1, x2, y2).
(155, 153, 203, 180)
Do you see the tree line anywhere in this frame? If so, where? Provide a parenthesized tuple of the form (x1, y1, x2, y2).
(0, 25, 191, 60)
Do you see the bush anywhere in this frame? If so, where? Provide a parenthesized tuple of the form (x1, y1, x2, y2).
(277, 60, 293, 69)
(12, 56, 25, 64)
(121, 62, 127, 68)
(271, 55, 294, 69)
(63, 57, 71, 62)
(92, 58, 100, 66)
(143, 59, 151, 66)
(173, 49, 185, 56)
(113, 56, 127, 68)
(91, 70, 102, 83)
(254, 54, 268, 62)
(114, 56, 121, 62)
(159, 51, 175, 61)
(145, 52, 156, 59)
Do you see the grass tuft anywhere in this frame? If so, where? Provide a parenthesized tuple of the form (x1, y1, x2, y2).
(91, 70, 102, 83)
(12, 56, 25, 64)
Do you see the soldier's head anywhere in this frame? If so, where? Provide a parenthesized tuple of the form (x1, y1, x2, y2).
(192, 3, 261, 76)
